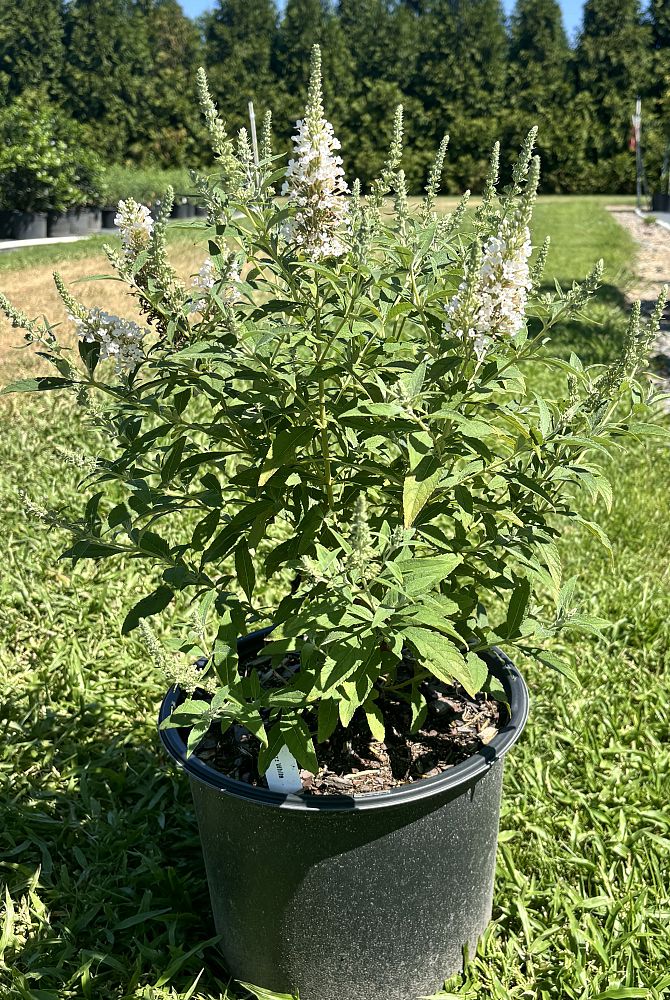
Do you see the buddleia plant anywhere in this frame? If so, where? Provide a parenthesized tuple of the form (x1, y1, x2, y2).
(1, 46, 667, 772)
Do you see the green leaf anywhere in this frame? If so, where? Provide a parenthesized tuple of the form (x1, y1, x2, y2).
(160, 438, 185, 484)
(592, 991, 650, 1000)
(396, 554, 463, 597)
(1, 376, 74, 395)
(192, 509, 220, 550)
(159, 699, 210, 729)
(78, 338, 100, 375)
(257, 724, 284, 776)
(317, 698, 339, 742)
(186, 717, 212, 756)
(400, 604, 462, 642)
(535, 651, 578, 685)
(409, 685, 428, 733)
(258, 426, 313, 487)
(500, 579, 531, 640)
(403, 432, 442, 527)
(112, 908, 171, 931)
(240, 983, 297, 1000)
(402, 627, 485, 697)
(282, 720, 318, 773)
(558, 576, 578, 616)
(575, 516, 613, 560)
(364, 700, 385, 742)
(234, 539, 256, 601)
(122, 585, 175, 634)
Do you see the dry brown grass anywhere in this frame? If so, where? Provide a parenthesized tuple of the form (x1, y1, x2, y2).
(0, 240, 206, 381)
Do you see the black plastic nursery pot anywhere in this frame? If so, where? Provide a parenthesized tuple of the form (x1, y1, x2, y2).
(159, 631, 529, 1000)
(11, 211, 47, 239)
(0, 210, 13, 239)
(47, 211, 72, 237)
(87, 207, 102, 233)
(101, 208, 118, 230)
(67, 208, 89, 235)
(171, 202, 191, 219)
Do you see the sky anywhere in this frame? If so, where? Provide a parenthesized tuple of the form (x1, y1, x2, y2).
(180, 0, 586, 39)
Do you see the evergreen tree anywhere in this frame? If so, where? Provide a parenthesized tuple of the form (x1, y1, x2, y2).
(335, 0, 424, 188)
(650, 0, 670, 48)
(409, 0, 508, 191)
(133, 0, 204, 166)
(337, 0, 396, 82)
(275, 1, 354, 164)
(575, 0, 650, 191)
(63, 0, 151, 162)
(506, 0, 575, 191)
(509, 0, 570, 106)
(0, 0, 65, 103)
(646, 0, 670, 192)
(203, 0, 278, 139)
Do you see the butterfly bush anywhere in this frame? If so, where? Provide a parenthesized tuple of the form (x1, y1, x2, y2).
(69, 307, 147, 372)
(281, 46, 348, 259)
(114, 199, 154, 257)
(1, 46, 667, 773)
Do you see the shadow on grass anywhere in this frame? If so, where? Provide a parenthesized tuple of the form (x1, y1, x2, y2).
(0, 695, 239, 998)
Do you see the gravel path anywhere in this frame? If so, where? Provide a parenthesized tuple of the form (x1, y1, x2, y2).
(608, 207, 670, 400)
(608, 207, 670, 339)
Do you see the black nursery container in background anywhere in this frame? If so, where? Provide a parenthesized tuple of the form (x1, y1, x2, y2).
(101, 208, 118, 229)
(11, 211, 47, 240)
(47, 211, 72, 237)
(171, 199, 191, 219)
(87, 207, 102, 233)
(68, 208, 90, 235)
(159, 635, 529, 1000)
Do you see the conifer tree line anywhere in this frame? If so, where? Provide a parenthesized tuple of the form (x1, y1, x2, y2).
(0, 0, 668, 194)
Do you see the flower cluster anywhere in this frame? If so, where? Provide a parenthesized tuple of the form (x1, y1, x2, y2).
(189, 255, 241, 314)
(445, 218, 532, 360)
(114, 199, 154, 258)
(70, 307, 147, 372)
(281, 48, 348, 259)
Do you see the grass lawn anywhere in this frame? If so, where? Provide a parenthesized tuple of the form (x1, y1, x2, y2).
(1, 198, 669, 1000)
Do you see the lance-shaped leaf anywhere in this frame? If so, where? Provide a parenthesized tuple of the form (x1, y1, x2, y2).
(403, 431, 442, 527)
(402, 626, 487, 697)
(395, 553, 463, 597)
(257, 426, 314, 487)
(234, 538, 256, 601)
(1, 376, 74, 394)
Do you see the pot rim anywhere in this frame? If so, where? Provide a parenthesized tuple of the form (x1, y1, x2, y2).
(158, 637, 529, 812)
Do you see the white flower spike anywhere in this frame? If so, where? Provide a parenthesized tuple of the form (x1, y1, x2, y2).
(281, 45, 348, 260)
(114, 199, 154, 259)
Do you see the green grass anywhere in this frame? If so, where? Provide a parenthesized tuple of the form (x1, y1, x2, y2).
(0, 219, 205, 273)
(1, 199, 669, 1000)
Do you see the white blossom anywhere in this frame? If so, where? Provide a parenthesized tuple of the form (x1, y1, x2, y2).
(445, 218, 532, 360)
(281, 47, 348, 260)
(69, 307, 147, 372)
(114, 199, 154, 258)
(189, 256, 241, 314)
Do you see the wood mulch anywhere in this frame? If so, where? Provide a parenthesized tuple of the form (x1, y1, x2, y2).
(195, 659, 505, 796)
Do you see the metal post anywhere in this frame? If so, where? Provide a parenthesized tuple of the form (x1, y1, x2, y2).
(248, 101, 260, 167)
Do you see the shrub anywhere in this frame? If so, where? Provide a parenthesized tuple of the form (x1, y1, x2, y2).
(103, 164, 193, 208)
(0, 91, 105, 213)
(0, 49, 667, 776)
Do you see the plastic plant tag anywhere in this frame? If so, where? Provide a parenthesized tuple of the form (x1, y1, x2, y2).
(265, 745, 303, 794)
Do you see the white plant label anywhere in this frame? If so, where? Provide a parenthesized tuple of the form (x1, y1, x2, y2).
(265, 745, 303, 794)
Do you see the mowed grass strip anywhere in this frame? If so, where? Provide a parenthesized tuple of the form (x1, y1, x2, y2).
(1, 199, 669, 1000)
